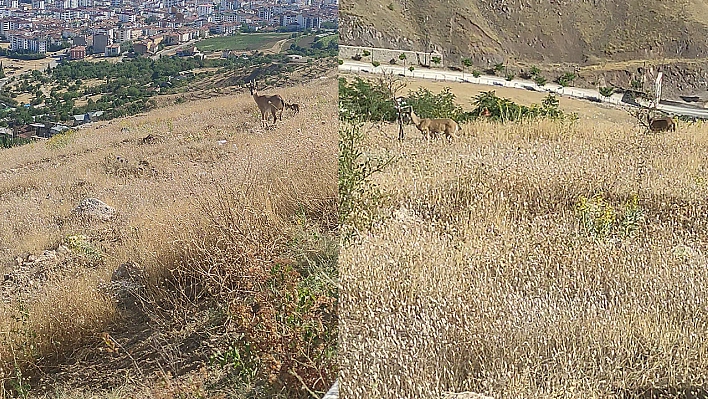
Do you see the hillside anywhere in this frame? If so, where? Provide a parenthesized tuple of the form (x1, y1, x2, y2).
(0, 74, 338, 397)
(341, 0, 708, 64)
(340, 78, 708, 398)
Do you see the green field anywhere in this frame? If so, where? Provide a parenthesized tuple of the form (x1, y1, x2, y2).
(196, 33, 292, 52)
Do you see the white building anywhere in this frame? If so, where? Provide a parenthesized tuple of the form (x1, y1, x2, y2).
(117, 12, 136, 22)
(9, 32, 48, 53)
(196, 3, 213, 15)
(114, 28, 132, 43)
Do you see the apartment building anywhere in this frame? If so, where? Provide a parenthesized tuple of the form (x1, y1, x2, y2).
(69, 44, 85, 59)
(92, 32, 110, 53)
(9, 32, 48, 53)
(104, 43, 120, 56)
(0, 18, 20, 36)
(114, 27, 131, 42)
(117, 12, 135, 22)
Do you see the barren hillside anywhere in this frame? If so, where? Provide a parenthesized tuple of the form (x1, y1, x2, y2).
(0, 74, 338, 398)
(341, 0, 708, 65)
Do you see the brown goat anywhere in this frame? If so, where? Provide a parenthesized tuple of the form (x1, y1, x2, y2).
(247, 79, 285, 127)
(285, 103, 300, 115)
(409, 110, 460, 140)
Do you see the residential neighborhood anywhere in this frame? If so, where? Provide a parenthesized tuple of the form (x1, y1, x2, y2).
(0, 0, 337, 58)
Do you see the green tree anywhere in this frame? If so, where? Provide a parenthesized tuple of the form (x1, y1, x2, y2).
(533, 75, 547, 86)
(399, 53, 407, 72)
(462, 58, 473, 79)
(557, 72, 577, 87)
(599, 86, 614, 97)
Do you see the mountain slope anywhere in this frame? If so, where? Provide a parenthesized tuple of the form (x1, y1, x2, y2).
(0, 74, 338, 397)
(340, 0, 708, 65)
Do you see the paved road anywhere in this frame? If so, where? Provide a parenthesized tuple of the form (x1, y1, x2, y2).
(339, 60, 708, 119)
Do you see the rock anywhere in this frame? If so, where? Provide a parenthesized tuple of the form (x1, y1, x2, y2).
(111, 262, 144, 282)
(73, 198, 115, 221)
(107, 262, 146, 314)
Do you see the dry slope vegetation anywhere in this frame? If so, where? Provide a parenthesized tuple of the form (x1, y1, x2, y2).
(341, 0, 708, 64)
(340, 113, 708, 397)
(0, 76, 338, 398)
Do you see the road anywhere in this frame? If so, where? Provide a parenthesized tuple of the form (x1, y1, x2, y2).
(339, 60, 708, 119)
(151, 40, 198, 60)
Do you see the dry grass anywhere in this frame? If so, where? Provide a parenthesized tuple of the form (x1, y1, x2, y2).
(340, 115, 708, 398)
(0, 75, 338, 397)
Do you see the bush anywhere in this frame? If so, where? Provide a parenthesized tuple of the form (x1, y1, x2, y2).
(339, 122, 395, 241)
(576, 193, 643, 239)
(556, 72, 577, 87)
(472, 70, 481, 78)
(505, 72, 515, 81)
(533, 75, 547, 86)
(599, 86, 614, 97)
(405, 87, 472, 123)
(338, 77, 397, 122)
(471, 91, 570, 122)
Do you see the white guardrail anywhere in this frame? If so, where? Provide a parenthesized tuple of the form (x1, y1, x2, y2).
(339, 60, 708, 119)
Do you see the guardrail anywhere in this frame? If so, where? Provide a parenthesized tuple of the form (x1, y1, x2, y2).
(339, 61, 708, 119)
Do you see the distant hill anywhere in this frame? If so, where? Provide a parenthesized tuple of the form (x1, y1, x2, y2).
(340, 0, 708, 96)
(341, 0, 708, 64)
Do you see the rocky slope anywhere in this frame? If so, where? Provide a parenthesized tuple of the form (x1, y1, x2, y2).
(341, 0, 708, 65)
(340, 0, 708, 97)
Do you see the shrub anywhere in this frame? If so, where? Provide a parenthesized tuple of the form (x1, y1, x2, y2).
(576, 193, 643, 239)
(472, 70, 481, 78)
(338, 77, 397, 122)
(405, 87, 471, 123)
(372, 61, 380, 67)
(557, 72, 577, 87)
(533, 75, 547, 86)
(339, 122, 395, 241)
(599, 86, 614, 97)
(471, 91, 569, 122)
(505, 72, 515, 81)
